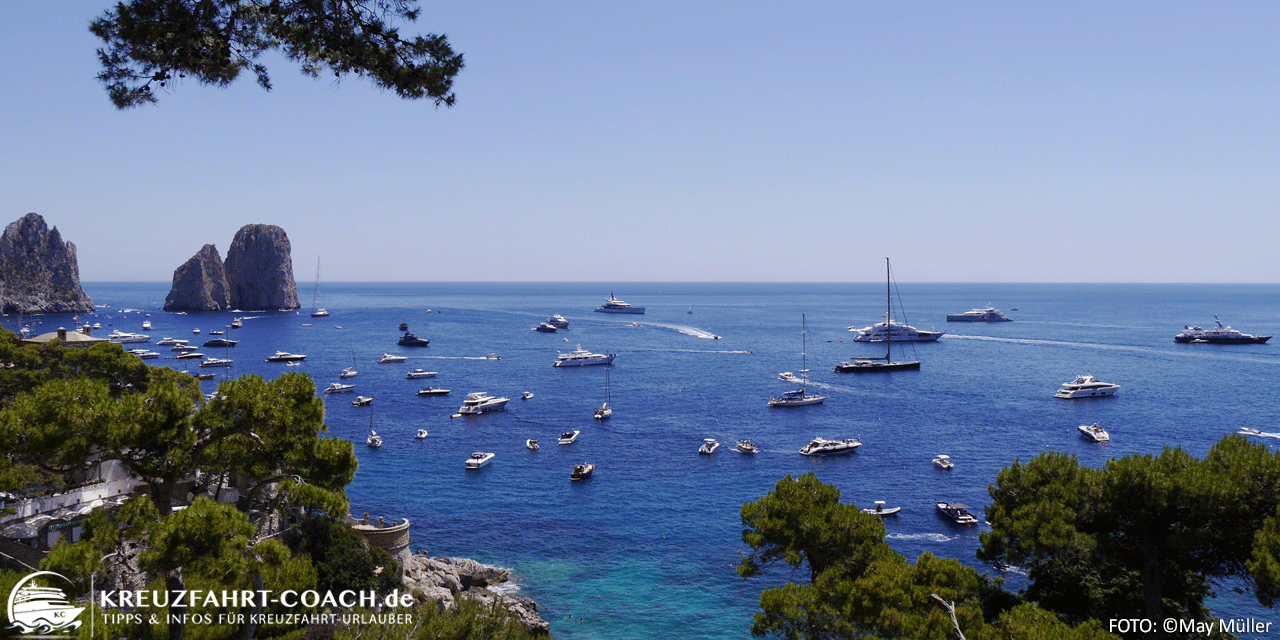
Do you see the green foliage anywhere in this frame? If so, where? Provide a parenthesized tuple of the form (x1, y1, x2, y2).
(335, 597, 542, 640)
(286, 515, 399, 597)
(89, 0, 464, 109)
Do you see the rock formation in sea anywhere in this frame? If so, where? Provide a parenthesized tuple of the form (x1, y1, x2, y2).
(0, 213, 95, 314)
(401, 554, 550, 636)
(163, 244, 231, 312)
(223, 224, 300, 310)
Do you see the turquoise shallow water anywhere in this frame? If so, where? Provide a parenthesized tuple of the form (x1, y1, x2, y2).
(20, 281, 1280, 638)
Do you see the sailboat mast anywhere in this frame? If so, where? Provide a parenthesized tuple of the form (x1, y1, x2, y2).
(885, 258, 891, 361)
(801, 313, 809, 389)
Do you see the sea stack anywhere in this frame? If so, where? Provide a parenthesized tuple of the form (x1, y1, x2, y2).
(224, 224, 299, 310)
(163, 244, 231, 311)
(0, 213, 94, 314)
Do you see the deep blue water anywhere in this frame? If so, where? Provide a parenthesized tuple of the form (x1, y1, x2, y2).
(13, 282, 1280, 638)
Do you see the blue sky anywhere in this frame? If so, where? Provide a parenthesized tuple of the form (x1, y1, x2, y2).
(1, 2, 1277, 283)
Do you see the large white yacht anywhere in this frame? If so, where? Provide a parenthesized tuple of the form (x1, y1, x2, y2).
(199, 357, 233, 368)
(594, 293, 645, 314)
(553, 345, 616, 367)
(108, 330, 151, 343)
(1054, 375, 1120, 399)
(265, 351, 307, 362)
(405, 369, 437, 379)
(456, 392, 510, 415)
(324, 382, 355, 394)
(1175, 315, 1271, 344)
(798, 436, 862, 457)
(849, 315, 943, 342)
(946, 306, 1013, 322)
(378, 353, 407, 364)
(465, 452, 495, 469)
(1078, 422, 1111, 443)
(546, 314, 570, 329)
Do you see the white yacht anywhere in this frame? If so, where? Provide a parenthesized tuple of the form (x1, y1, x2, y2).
(378, 353, 407, 364)
(325, 382, 356, 394)
(173, 351, 204, 359)
(778, 372, 801, 383)
(108, 330, 151, 343)
(698, 438, 721, 454)
(594, 367, 612, 419)
(199, 357, 233, 368)
(946, 306, 1013, 322)
(351, 395, 372, 406)
(849, 316, 944, 342)
(533, 322, 558, 333)
(933, 454, 954, 470)
(265, 351, 307, 362)
(417, 387, 451, 396)
(936, 502, 979, 525)
(142, 320, 152, 330)
(558, 430, 581, 445)
(546, 314, 570, 329)
(1176, 315, 1271, 344)
(735, 439, 759, 454)
(863, 501, 901, 516)
(465, 452, 495, 469)
(1054, 375, 1120, 399)
(340, 367, 357, 379)
(553, 345, 616, 367)
(769, 314, 827, 407)
(457, 392, 510, 415)
(1078, 422, 1110, 443)
(415, 428, 428, 439)
(155, 337, 188, 346)
(521, 391, 534, 400)
(406, 369, 437, 379)
(128, 349, 160, 359)
(798, 436, 862, 457)
(594, 293, 645, 314)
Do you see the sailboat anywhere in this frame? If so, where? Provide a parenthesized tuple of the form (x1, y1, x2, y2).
(310, 257, 330, 318)
(594, 367, 613, 419)
(340, 343, 357, 378)
(366, 409, 382, 448)
(769, 314, 827, 406)
(835, 258, 922, 373)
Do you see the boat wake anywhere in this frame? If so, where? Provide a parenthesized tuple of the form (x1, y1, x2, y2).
(637, 322, 722, 340)
(1240, 429, 1280, 439)
(886, 533, 954, 543)
(946, 334, 1280, 365)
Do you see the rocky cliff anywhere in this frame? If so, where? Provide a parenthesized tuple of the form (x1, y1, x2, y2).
(401, 554, 550, 636)
(163, 224, 300, 312)
(224, 224, 299, 310)
(0, 213, 94, 314)
(163, 244, 231, 311)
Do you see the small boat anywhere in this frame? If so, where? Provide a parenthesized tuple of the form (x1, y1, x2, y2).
(399, 322, 408, 331)
(286, 361, 301, 367)
(1078, 422, 1110, 443)
(1054, 375, 1120, 399)
(465, 452, 495, 469)
(128, 349, 160, 359)
(735, 439, 759, 454)
(769, 314, 826, 407)
(778, 372, 800, 383)
(193, 328, 200, 334)
(199, 357, 233, 368)
(173, 351, 205, 359)
(546, 314, 570, 329)
(571, 463, 595, 481)
(485, 353, 501, 360)
(521, 391, 534, 400)
(698, 438, 720, 455)
(946, 306, 1013, 322)
(798, 436, 861, 457)
(195, 373, 216, 380)
(142, 320, 152, 330)
(202, 338, 238, 348)
(325, 382, 356, 394)
(93, 322, 102, 329)
(417, 387, 451, 396)
(397, 332, 430, 346)
(558, 430, 581, 445)
(533, 322, 558, 333)
(378, 353, 407, 364)
(209, 329, 224, 335)
(936, 501, 979, 525)
(862, 501, 901, 516)
(265, 351, 307, 362)
(687, 304, 693, 314)
(230, 318, 243, 329)
(351, 395, 372, 407)
(366, 430, 382, 448)
(406, 369, 437, 379)
(933, 454, 954, 470)
(594, 292, 645, 314)
(594, 367, 612, 419)
(415, 428, 428, 439)
(526, 439, 540, 451)
(457, 392, 510, 415)
(340, 367, 357, 379)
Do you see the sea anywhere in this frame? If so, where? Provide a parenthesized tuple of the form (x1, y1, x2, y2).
(12, 282, 1280, 638)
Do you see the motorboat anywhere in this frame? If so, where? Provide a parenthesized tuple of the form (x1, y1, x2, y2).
(265, 351, 307, 362)
(340, 367, 357, 379)
(108, 330, 151, 343)
(311, 309, 330, 318)
(594, 367, 612, 419)
(156, 337, 187, 346)
(735, 439, 759, 454)
(526, 439, 539, 451)
(798, 436, 862, 457)
(594, 292, 645, 314)
(698, 438, 720, 455)
(849, 318, 944, 342)
(862, 501, 901, 516)
(378, 353, 407, 364)
(770, 315, 827, 407)
(93, 322, 102, 329)
(286, 361, 301, 367)
(936, 502, 979, 525)
(406, 369, 437, 379)
(546, 314, 570, 329)
(465, 452, 495, 469)
(457, 392, 510, 415)
(195, 373, 216, 380)
(946, 306, 1013, 322)
(778, 372, 801, 383)
(192, 328, 200, 334)
(202, 338, 238, 348)
(1241, 428, 1265, 437)
(1078, 422, 1110, 443)
(142, 320, 152, 330)
(128, 349, 160, 359)
(399, 322, 408, 331)
(1177, 315, 1271, 344)
(366, 430, 382, 448)
(571, 463, 595, 481)
(558, 430, 580, 445)
(351, 396, 372, 407)
(1054, 375, 1120, 399)
(397, 332, 430, 346)
(325, 382, 356, 394)
(209, 330, 224, 335)
(486, 353, 501, 360)
(199, 357, 233, 368)
(172, 344, 199, 352)
(415, 428, 428, 439)
(174, 351, 205, 359)
(417, 387, 451, 396)
(933, 454, 954, 470)
(533, 322, 558, 333)
(521, 391, 534, 400)
(230, 318, 243, 329)
(553, 345, 616, 367)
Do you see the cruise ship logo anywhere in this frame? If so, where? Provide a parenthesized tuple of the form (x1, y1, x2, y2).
(6, 571, 85, 636)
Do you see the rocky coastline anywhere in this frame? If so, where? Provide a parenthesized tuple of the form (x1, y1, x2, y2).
(401, 553, 550, 636)
(164, 224, 300, 312)
(0, 213, 94, 314)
